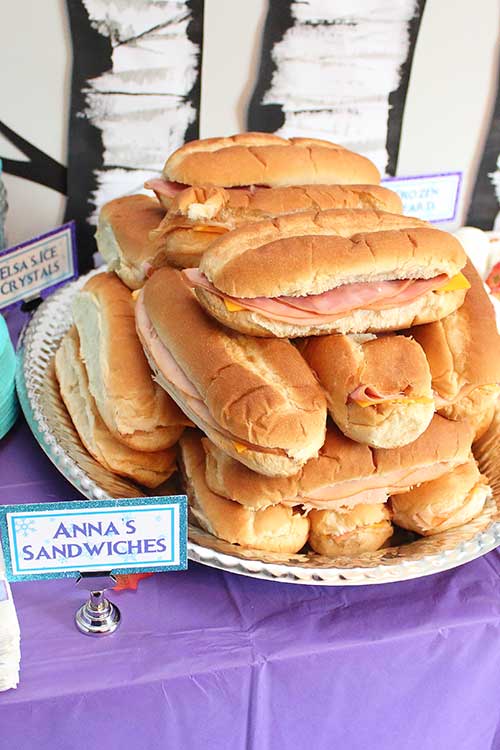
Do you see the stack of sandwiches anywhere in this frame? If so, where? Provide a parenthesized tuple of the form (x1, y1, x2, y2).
(56, 132, 500, 558)
(55, 272, 190, 488)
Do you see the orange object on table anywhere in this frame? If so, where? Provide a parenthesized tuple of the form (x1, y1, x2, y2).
(113, 573, 154, 591)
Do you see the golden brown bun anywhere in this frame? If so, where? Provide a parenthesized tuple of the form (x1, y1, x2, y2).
(439, 385, 499, 442)
(179, 430, 310, 553)
(195, 283, 467, 338)
(391, 458, 491, 535)
(200, 210, 462, 298)
(372, 414, 473, 479)
(203, 416, 474, 511)
(157, 228, 220, 269)
(299, 414, 473, 508)
(154, 184, 403, 221)
(208, 185, 402, 219)
(409, 259, 500, 401)
(194, 208, 467, 337)
(309, 504, 393, 556)
(72, 272, 189, 451)
(152, 184, 403, 268)
(302, 334, 434, 448)
(203, 437, 299, 510)
(96, 195, 166, 289)
(164, 133, 381, 187)
(471, 394, 499, 441)
(55, 328, 176, 489)
(139, 268, 327, 476)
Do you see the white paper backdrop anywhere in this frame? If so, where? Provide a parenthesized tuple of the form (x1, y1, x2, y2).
(1, 0, 499, 246)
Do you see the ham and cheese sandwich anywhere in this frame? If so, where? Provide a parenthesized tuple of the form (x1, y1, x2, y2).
(391, 458, 491, 536)
(179, 430, 310, 553)
(146, 183, 403, 269)
(72, 273, 190, 452)
(202, 416, 474, 512)
(308, 504, 393, 557)
(409, 259, 500, 441)
(146, 133, 381, 205)
(135, 267, 327, 477)
(302, 333, 434, 448)
(185, 209, 469, 338)
(55, 328, 176, 488)
(96, 195, 166, 290)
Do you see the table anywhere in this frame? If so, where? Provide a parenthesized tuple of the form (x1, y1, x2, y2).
(2, 308, 500, 750)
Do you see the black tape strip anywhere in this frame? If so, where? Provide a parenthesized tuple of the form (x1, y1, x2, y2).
(0, 120, 67, 195)
(467, 59, 500, 229)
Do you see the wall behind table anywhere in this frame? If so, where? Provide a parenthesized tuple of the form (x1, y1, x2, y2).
(1, 0, 499, 249)
(1, 0, 71, 247)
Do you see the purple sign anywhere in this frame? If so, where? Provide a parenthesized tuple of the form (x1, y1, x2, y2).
(381, 172, 462, 224)
(0, 222, 78, 312)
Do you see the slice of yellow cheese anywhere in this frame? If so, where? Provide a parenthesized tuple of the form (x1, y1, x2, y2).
(435, 272, 471, 294)
(233, 442, 248, 454)
(224, 299, 246, 312)
(355, 396, 434, 408)
(192, 225, 228, 234)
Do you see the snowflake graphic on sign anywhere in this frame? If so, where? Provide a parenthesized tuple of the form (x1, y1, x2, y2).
(14, 518, 37, 537)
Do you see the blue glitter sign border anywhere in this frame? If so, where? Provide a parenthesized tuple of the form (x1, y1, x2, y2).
(0, 496, 187, 581)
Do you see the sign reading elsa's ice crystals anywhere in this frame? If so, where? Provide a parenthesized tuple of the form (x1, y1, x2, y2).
(0, 496, 187, 581)
(0, 222, 77, 312)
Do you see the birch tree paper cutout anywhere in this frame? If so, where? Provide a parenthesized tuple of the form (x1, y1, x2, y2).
(248, 0, 426, 176)
(467, 71, 500, 230)
(65, 0, 204, 270)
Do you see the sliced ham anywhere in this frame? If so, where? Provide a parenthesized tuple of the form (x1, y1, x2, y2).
(144, 179, 263, 199)
(301, 461, 453, 506)
(279, 279, 414, 314)
(135, 292, 201, 400)
(349, 384, 406, 406)
(183, 269, 450, 324)
(144, 179, 188, 197)
(295, 486, 389, 510)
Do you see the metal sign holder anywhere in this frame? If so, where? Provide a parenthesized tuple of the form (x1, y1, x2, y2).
(0, 495, 187, 637)
(75, 572, 121, 636)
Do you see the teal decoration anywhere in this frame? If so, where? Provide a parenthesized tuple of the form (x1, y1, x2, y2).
(0, 314, 18, 439)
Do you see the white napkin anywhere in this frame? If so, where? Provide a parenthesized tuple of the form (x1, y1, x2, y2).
(0, 544, 20, 691)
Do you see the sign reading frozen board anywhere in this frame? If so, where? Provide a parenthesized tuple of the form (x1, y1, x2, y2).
(0, 222, 77, 312)
(0, 496, 187, 581)
(381, 173, 462, 223)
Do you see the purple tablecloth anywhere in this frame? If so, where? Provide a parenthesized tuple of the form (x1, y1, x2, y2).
(2, 308, 500, 750)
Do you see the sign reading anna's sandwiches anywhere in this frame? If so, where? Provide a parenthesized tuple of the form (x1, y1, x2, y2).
(0, 496, 187, 581)
(0, 222, 77, 312)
